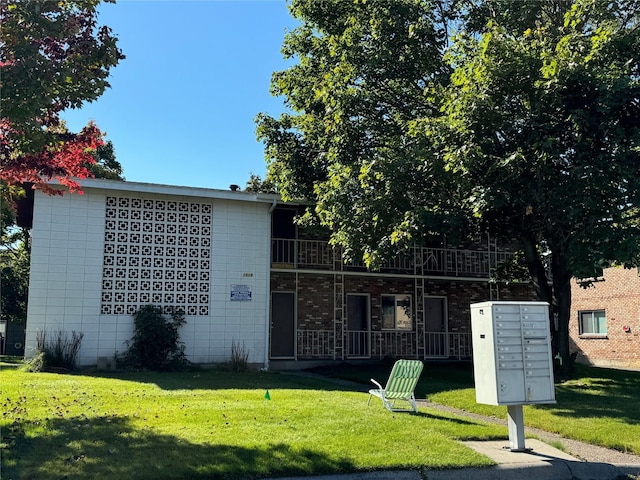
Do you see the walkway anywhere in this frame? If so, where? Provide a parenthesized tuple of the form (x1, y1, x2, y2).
(419, 400, 640, 466)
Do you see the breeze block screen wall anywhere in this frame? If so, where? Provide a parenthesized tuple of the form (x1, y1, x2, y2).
(101, 196, 213, 316)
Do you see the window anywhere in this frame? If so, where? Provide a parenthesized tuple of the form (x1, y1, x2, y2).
(381, 294, 412, 330)
(579, 310, 607, 335)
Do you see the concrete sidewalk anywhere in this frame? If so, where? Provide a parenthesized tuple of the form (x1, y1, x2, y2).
(266, 439, 640, 480)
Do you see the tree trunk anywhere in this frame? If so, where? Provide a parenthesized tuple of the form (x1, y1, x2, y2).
(551, 250, 573, 380)
(522, 235, 573, 379)
(521, 235, 552, 303)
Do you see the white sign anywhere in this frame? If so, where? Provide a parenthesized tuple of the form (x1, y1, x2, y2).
(230, 284, 252, 301)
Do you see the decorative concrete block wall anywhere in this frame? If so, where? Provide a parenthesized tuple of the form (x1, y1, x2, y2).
(25, 180, 274, 367)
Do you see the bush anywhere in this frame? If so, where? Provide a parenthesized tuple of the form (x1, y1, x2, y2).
(230, 339, 249, 373)
(23, 329, 84, 372)
(120, 305, 188, 371)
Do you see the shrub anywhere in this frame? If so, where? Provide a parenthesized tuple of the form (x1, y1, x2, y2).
(23, 329, 84, 372)
(230, 339, 249, 373)
(120, 305, 188, 371)
(22, 351, 45, 372)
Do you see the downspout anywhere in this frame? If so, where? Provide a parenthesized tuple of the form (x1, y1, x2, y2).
(263, 199, 277, 370)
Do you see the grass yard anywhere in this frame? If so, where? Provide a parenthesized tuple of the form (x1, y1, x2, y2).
(1, 363, 504, 480)
(318, 361, 640, 455)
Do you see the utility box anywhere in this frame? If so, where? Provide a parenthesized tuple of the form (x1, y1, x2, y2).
(471, 301, 555, 406)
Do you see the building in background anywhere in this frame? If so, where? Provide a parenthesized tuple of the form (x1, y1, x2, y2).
(570, 267, 640, 369)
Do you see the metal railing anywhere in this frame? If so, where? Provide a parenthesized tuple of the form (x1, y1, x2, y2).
(297, 329, 334, 358)
(346, 330, 369, 357)
(295, 330, 472, 360)
(424, 332, 472, 360)
(372, 331, 417, 359)
(272, 239, 515, 278)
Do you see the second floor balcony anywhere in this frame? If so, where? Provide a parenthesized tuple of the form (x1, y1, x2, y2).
(271, 238, 517, 279)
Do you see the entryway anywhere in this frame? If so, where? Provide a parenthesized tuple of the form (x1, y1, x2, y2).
(270, 291, 295, 358)
(346, 294, 370, 358)
(424, 296, 448, 357)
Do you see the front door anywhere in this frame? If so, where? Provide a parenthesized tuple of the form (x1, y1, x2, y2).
(424, 296, 447, 357)
(270, 292, 295, 358)
(347, 294, 370, 357)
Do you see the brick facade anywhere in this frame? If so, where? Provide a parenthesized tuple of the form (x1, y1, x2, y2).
(271, 269, 537, 360)
(570, 267, 640, 369)
(424, 280, 536, 334)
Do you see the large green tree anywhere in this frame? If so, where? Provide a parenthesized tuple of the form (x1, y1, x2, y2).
(257, 0, 468, 263)
(85, 140, 124, 181)
(430, 0, 640, 376)
(258, 0, 640, 377)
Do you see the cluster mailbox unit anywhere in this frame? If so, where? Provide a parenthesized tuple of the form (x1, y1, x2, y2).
(471, 301, 556, 451)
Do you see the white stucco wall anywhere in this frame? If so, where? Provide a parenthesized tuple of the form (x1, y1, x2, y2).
(25, 180, 275, 367)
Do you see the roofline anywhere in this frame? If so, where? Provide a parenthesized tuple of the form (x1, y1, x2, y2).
(53, 178, 283, 204)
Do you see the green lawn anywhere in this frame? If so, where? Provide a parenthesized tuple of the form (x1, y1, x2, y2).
(318, 361, 640, 455)
(4, 361, 638, 479)
(1, 363, 502, 480)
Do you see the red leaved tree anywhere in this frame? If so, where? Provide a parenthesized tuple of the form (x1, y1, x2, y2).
(0, 0, 124, 197)
(1, 120, 104, 195)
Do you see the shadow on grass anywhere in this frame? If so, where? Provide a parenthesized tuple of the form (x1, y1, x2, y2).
(313, 361, 640, 428)
(14, 360, 474, 398)
(2, 415, 355, 480)
(416, 410, 490, 427)
(548, 367, 640, 425)
(76, 367, 355, 393)
(307, 361, 476, 400)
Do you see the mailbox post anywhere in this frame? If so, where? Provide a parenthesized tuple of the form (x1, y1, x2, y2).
(471, 301, 556, 451)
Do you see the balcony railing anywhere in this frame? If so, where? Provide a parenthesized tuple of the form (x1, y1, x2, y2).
(272, 238, 515, 279)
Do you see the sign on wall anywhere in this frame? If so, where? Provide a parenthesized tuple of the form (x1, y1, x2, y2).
(230, 284, 252, 301)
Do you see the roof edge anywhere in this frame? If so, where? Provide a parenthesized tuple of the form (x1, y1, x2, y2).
(53, 178, 282, 204)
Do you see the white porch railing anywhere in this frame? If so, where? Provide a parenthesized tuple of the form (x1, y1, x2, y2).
(346, 330, 369, 357)
(272, 239, 516, 278)
(297, 330, 334, 358)
(295, 330, 472, 360)
(372, 331, 417, 359)
(272, 239, 334, 268)
(424, 332, 472, 360)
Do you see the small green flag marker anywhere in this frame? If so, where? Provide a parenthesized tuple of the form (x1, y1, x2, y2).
(264, 390, 271, 400)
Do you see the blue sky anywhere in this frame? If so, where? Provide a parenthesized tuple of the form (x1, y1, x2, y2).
(62, 0, 298, 190)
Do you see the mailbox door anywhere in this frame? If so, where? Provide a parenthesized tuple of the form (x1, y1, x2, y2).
(497, 368, 526, 403)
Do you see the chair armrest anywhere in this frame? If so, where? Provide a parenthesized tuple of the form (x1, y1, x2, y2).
(370, 378, 383, 390)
